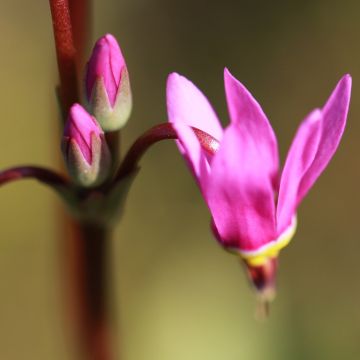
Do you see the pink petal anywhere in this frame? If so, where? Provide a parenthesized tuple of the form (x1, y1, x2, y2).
(206, 123, 276, 251)
(224, 68, 279, 188)
(297, 74, 352, 203)
(166, 73, 223, 140)
(277, 110, 322, 233)
(172, 122, 210, 193)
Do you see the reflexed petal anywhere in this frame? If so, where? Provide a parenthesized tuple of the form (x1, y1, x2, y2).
(297, 74, 352, 202)
(277, 110, 322, 233)
(172, 122, 210, 193)
(224, 68, 279, 187)
(206, 123, 276, 251)
(166, 73, 223, 140)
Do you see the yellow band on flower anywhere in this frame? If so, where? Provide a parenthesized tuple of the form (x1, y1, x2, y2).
(239, 216, 297, 267)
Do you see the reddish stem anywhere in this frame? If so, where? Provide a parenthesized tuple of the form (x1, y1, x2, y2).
(0, 165, 70, 190)
(49, 0, 79, 114)
(49, 2, 115, 359)
(65, 221, 114, 360)
(115, 123, 219, 180)
(69, 0, 92, 78)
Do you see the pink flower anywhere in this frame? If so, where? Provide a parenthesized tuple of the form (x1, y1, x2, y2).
(62, 104, 111, 187)
(166, 69, 351, 269)
(85, 34, 132, 131)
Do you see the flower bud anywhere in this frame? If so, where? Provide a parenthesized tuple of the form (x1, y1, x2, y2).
(62, 104, 112, 187)
(85, 34, 132, 131)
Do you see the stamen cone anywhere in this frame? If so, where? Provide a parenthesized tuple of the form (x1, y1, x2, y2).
(243, 256, 277, 319)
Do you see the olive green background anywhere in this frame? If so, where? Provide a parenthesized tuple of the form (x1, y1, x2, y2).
(0, 0, 359, 359)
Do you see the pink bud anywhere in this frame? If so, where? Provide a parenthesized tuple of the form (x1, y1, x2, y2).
(63, 104, 102, 165)
(62, 104, 111, 187)
(86, 34, 126, 106)
(85, 34, 132, 131)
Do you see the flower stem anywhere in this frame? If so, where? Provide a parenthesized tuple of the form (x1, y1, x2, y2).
(68, 0, 92, 74)
(115, 123, 219, 180)
(0, 165, 70, 191)
(49, 0, 79, 115)
(65, 220, 115, 360)
(48, 2, 116, 359)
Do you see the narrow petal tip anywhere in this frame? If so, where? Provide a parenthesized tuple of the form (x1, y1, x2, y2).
(335, 73, 352, 97)
(223, 67, 232, 78)
(166, 72, 185, 103)
(167, 72, 182, 82)
(223, 67, 258, 110)
(342, 73, 352, 83)
(325, 73, 352, 111)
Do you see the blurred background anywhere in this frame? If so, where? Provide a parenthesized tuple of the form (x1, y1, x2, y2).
(0, 0, 360, 359)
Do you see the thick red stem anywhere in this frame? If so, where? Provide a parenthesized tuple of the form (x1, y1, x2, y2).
(65, 220, 115, 360)
(49, 0, 79, 114)
(69, 0, 92, 78)
(49, 3, 115, 359)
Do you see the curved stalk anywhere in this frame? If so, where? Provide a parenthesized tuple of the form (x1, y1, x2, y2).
(115, 123, 219, 180)
(0, 165, 70, 190)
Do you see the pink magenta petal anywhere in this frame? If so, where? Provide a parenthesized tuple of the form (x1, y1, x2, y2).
(224, 68, 279, 188)
(297, 74, 352, 202)
(172, 122, 210, 193)
(277, 110, 322, 233)
(206, 123, 276, 251)
(166, 73, 223, 140)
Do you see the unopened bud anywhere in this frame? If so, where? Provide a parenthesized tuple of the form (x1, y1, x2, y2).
(85, 34, 132, 131)
(62, 104, 111, 187)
